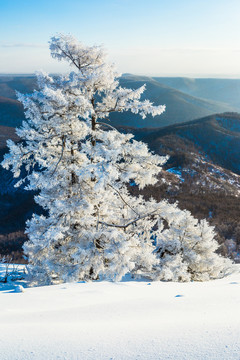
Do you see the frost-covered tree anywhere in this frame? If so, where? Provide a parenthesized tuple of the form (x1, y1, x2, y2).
(2, 34, 233, 284)
(153, 206, 233, 281)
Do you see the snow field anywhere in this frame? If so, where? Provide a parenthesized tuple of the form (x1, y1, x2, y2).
(0, 267, 240, 360)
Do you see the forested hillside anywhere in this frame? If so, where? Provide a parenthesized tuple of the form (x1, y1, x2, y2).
(131, 113, 240, 174)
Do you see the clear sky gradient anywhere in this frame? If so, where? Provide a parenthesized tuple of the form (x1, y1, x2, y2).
(1, 0, 240, 77)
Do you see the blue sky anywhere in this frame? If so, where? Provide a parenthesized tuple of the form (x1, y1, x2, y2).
(1, 0, 240, 77)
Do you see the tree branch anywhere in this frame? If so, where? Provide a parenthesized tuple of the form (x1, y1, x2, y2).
(96, 122, 120, 132)
(107, 183, 139, 216)
(51, 135, 66, 176)
(99, 209, 158, 229)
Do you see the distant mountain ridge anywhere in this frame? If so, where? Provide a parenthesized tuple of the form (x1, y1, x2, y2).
(129, 112, 240, 175)
(0, 74, 236, 128)
(0, 96, 24, 127)
(109, 75, 233, 128)
(153, 77, 240, 111)
(0, 75, 37, 99)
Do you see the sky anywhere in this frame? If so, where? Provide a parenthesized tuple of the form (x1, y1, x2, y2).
(1, 0, 240, 77)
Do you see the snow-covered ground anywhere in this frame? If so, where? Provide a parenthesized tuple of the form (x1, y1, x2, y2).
(0, 265, 240, 360)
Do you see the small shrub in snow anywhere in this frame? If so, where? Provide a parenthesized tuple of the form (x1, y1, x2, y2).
(15, 285, 25, 293)
(0, 256, 12, 283)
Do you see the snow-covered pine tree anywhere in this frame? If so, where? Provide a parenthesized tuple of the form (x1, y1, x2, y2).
(2, 34, 233, 284)
(152, 205, 233, 281)
(2, 34, 166, 284)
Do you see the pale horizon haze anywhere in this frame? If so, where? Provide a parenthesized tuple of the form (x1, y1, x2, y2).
(1, 0, 240, 78)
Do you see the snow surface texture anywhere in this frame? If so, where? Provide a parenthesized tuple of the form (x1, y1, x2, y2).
(0, 265, 240, 360)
